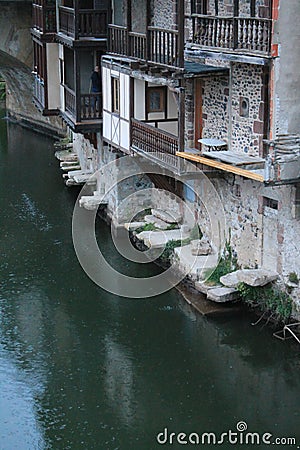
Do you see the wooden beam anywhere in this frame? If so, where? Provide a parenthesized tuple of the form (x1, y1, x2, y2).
(74, 50, 81, 123)
(176, 152, 265, 182)
(233, 0, 239, 16)
(250, 0, 256, 17)
(177, 0, 185, 68)
(178, 82, 185, 152)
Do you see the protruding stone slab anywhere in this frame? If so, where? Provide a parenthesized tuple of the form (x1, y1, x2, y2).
(55, 150, 77, 161)
(151, 208, 182, 224)
(220, 270, 243, 287)
(195, 282, 221, 295)
(136, 229, 189, 248)
(191, 238, 212, 256)
(237, 269, 278, 287)
(124, 221, 145, 231)
(207, 287, 240, 303)
(79, 194, 108, 210)
(144, 215, 169, 230)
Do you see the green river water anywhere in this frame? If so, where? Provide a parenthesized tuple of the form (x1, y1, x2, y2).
(0, 109, 300, 449)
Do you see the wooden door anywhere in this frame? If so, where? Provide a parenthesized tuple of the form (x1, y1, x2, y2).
(194, 78, 202, 150)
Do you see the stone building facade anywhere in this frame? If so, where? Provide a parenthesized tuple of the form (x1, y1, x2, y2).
(31, 0, 300, 316)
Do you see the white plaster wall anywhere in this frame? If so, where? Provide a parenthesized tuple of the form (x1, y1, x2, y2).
(103, 67, 130, 152)
(46, 43, 60, 110)
(134, 79, 145, 120)
(120, 73, 130, 120)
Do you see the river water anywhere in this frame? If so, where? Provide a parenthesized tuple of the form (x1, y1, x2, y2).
(0, 109, 300, 450)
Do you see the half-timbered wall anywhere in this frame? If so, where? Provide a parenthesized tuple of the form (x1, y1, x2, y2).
(133, 79, 178, 136)
(102, 66, 130, 152)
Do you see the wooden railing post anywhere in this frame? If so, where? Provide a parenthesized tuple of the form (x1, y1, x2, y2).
(178, 0, 185, 68)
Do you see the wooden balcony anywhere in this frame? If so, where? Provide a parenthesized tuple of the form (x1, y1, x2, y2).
(109, 25, 181, 69)
(131, 119, 183, 171)
(63, 85, 102, 131)
(190, 15, 272, 55)
(33, 75, 45, 110)
(32, 2, 56, 34)
(58, 6, 108, 39)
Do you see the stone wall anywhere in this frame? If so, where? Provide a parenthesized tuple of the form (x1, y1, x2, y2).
(150, 0, 176, 29)
(195, 60, 265, 156)
(191, 175, 300, 316)
(96, 145, 153, 224)
(0, 2, 32, 67)
(207, 0, 270, 18)
(202, 74, 229, 142)
(231, 63, 265, 156)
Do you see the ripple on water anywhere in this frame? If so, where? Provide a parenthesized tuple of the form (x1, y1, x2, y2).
(14, 193, 52, 232)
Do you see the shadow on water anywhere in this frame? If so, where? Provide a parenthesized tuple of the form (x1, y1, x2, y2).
(0, 108, 300, 449)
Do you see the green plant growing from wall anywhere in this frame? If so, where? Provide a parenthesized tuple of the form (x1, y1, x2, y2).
(189, 223, 203, 241)
(135, 223, 157, 233)
(288, 272, 299, 284)
(237, 282, 293, 324)
(160, 238, 191, 264)
(205, 229, 238, 284)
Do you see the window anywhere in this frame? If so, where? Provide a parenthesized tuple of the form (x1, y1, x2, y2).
(112, 77, 120, 113)
(294, 185, 300, 219)
(239, 97, 249, 118)
(263, 197, 278, 210)
(191, 0, 208, 14)
(147, 88, 165, 113)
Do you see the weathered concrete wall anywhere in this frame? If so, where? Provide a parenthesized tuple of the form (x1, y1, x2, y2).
(273, 0, 300, 136)
(0, 2, 32, 67)
(0, 51, 65, 137)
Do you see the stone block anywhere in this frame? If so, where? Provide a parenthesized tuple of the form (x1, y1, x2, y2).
(220, 270, 243, 287)
(144, 215, 169, 230)
(191, 238, 212, 256)
(237, 269, 278, 287)
(195, 282, 221, 295)
(124, 221, 145, 231)
(207, 287, 240, 303)
(151, 208, 182, 223)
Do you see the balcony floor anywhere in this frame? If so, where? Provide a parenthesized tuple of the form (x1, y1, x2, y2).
(177, 150, 265, 182)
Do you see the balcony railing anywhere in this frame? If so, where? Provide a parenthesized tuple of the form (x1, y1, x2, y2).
(109, 25, 128, 55)
(33, 76, 45, 109)
(64, 85, 76, 117)
(131, 119, 180, 169)
(148, 27, 179, 67)
(59, 6, 75, 37)
(191, 15, 272, 55)
(80, 93, 102, 120)
(64, 86, 102, 122)
(32, 3, 56, 33)
(79, 10, 108, 37)
(58, 6, 108, 38)
(109, 25, 181, 68)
